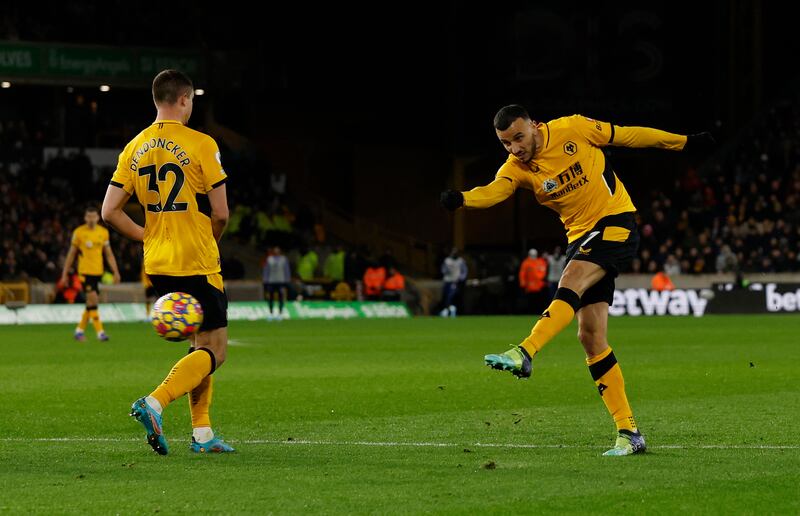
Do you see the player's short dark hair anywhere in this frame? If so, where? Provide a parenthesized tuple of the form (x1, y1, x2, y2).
(152, 69, 194, 105)
(493, 104, 531, 131)
(85, 205, 99, 214)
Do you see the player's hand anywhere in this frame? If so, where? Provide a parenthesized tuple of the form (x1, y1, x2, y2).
(59, 273, 68, 286)
(440, 190, 464, 211)
(683, 132, 715, 155)
(113, 272, 121, 284)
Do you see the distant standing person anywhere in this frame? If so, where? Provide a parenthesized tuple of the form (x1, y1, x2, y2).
(519, 248, 548, 314)
(546, 246, 566, 300)
(263, 246, 291, 320)
(440, 248, 467, 317)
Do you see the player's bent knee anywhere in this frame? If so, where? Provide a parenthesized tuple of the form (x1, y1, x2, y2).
(577, 329, 607, 353)
(196, 327, 228, 370)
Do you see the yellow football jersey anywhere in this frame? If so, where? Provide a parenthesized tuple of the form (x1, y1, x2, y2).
(465, 115, 686, 243)
(110, 120, 227, 276)
(71, 224, 109, 276)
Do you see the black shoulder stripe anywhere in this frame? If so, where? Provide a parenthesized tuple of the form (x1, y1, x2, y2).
(500, 176, 513, 183)
(544, 123, 551, 148)
(109, 180, 125, 188)
(609, 124, 616, 144)
(211, 178, 228, 189)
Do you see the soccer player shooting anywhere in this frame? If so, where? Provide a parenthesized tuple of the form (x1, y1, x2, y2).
(440, 105, 713, 455)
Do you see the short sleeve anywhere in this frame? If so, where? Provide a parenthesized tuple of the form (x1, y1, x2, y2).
(71, 228, 81, 248)
(569, 114, 615, 147)
(109, 146, 134, 194)
(200, 137, 228, 192)
(102, 228, 110, 247)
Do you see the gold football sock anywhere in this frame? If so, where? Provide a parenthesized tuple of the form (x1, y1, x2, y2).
(150, 349, 214, 410)
(89, 308, 104, 333)
(520, 287, 581, 356)
(587, 347, 637, 432)
(78, 309, 90, 331)
(189, 372, 213, 429)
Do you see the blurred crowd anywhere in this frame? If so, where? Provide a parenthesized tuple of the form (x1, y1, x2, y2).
(3, 98, 800, 296)
(635, 101, 800, 275)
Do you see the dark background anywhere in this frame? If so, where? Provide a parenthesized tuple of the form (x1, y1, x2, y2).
(1, 1, 796, 253)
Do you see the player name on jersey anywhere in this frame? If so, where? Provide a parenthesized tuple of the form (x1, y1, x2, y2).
(129, 137, 192, 170)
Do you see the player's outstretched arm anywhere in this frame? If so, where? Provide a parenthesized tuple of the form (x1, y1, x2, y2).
(612, 125, 715, 154)
(440, 177, 515, 211)
(681, 132, 716, 154)
(208, 183, 229, 243)
(101, 185, 144, 242)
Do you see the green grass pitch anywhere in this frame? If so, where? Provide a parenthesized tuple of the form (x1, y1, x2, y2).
(1, 315, 798, 514)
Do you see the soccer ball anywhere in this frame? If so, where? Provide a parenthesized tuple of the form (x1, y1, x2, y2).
(151, 292, 203, 341)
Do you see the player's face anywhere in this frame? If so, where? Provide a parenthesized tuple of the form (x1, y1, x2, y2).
(496, 118, 537, 163)
(85, 211, 99, 227)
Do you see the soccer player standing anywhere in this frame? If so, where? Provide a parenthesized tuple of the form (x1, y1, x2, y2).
(60, 205, 121, 342)
(440, 105, 713, 455)
(102, 70, 233, 455)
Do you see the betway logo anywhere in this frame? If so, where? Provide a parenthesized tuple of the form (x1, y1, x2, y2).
(609, 289, 708, 317)
(766, 283, 800, 312)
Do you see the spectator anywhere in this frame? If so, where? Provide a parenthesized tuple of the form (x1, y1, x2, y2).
(651, 268, 675, 291)
(440, 248, 467, 317)
(363, 262, 386, 300)
(263, 246, 291, 320)
(254, 207, 276, 242)
(297, 248, 319, 281)
(545, 246, 566, 300)
(382, 266, 405, 301)
(663, 254, 682, 276)
(324, 245, 346, 283)
(715, 244, 738, 273)
(519, 248, 548, 314)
